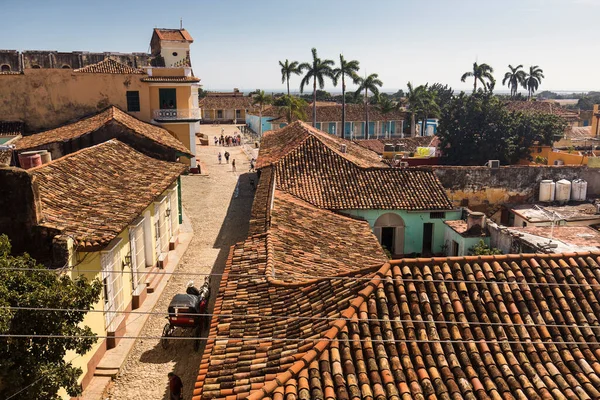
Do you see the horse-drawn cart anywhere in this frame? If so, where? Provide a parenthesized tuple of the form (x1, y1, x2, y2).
(161, 278, 211, 351)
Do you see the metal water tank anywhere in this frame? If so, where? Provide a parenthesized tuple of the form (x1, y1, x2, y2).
(571, 179, 587, 201)
(539, 180, 555, 202)
(555, 179, 572, 203)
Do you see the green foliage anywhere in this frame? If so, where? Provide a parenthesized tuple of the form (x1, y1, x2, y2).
(252, 90, 273, 136)
(523, 65, 544, 99)
(299, 89, 332, 102)
(0, 235, 102, 399)
(197, 88, 208, 99)
(502, 65, 526, 98)
(279, 59, 302, 96)
(534, 155, 548, 164)
(468, 240, 502, 255)
(428, 83, 454, 111)
(461, 62, 494, 93)
(278, 95, 308, 123)
(438, 92, 567, 165)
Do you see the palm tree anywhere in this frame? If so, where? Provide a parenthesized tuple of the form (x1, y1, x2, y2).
(279, 59, 301, 97)
(251, 90, 273, 137)
(523, 65, 544, 100)
(375, 96, 396, 139)
(355, 73, 383, 139)
(502, 64, 526, 98)
(406, 82, 428, 137)
(332, 55, 360, 139)
(299, 48, 336, 127)
(279, 95, 308, 123)
(461, 62, 494, 93)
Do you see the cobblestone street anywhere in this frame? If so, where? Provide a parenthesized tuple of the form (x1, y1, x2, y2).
(106, 125, 256, 400)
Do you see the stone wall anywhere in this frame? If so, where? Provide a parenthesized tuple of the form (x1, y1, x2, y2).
(432, 165, 600, 211)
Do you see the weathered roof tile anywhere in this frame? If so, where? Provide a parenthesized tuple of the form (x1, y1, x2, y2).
(30, 140, 185, 250)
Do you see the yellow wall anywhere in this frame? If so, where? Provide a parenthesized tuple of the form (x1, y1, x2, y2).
(163, 123, 193, 165)
(151, 67, 186, 77)
(548, 150, 588, 166)
(56, 183, 180, 398)
(0, 69, 151, 131)
(591, 104, 599, 138)
(149, 85, 193, 111)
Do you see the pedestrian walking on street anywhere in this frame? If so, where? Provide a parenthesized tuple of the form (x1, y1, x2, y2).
(232, 159, 236, 173)
(224, 151, 230, 164)
(214, 136, 218, 146)
(218, 152, 222, 164)
(168, 372, 183, 400)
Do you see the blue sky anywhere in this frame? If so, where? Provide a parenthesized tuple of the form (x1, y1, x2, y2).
(1, 0, 598, 93)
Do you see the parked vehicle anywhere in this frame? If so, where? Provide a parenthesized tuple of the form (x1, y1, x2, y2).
(161, 277, 211, 351)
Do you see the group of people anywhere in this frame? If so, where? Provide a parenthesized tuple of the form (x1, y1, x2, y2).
(217, 151, 236, 172)
(214, 130, 242, 147)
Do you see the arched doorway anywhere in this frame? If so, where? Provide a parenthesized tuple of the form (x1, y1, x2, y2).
(374, 213, 405, 256)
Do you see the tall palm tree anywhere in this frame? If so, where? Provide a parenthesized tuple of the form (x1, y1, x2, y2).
(375, 96, 396, 139)
(355, 73, 383, 139)
(332, 55, 360, 139)
(502, 64, 526, 98)
(523, 65, 544, 100)
(279, 95, 308, 123)
(406, 82, 428, 137)
(279, 59, 301, 97)
(299, 48, 336, 127)
(461, 62, 494, 93)
(251, 90, 273, 137)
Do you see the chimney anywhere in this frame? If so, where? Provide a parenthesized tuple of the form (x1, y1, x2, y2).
(340, 144, 347, 154)
(467, 211, 486, 231)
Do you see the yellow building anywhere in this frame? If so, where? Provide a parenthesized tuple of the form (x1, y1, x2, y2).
(0, 140, 185, 396)
(0, 28, 201, 168)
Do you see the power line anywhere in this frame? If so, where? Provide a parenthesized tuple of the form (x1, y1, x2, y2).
(3, 265, 600, 289)
(1, 333, 599, 347)
(4, 306, 600, 332)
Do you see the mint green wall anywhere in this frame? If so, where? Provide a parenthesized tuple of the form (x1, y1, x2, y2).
(443, 226, 490, 256)
(342, 209, 462, 255)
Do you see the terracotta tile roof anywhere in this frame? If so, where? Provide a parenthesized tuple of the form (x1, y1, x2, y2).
(505, 100, 580, 121)
(30, 140, 185, 250)
(269, 190, 388, 283)
(73, 58, 145, 74)
(256, 121, 385, 169)
(199, 96, 255, 111)
(15, 106, 192, 156)
(355, 136, 437, 154)
(510, 226, 600, 249)
(444, 219, 489, 237)
(195, 218, 600, 400)
(153, 28, 194, 42)
(140, 75, 200, 83)
(0, 121, 24, 136)
(248, 167, 274, 236)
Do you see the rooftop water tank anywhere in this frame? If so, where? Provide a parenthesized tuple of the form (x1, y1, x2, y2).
(18, 151, 42, 170)
(571, 179, 587, 201)
(539, 180, 555, 202)
(555, 179, 572, 203)
(39, 150, 52, 164)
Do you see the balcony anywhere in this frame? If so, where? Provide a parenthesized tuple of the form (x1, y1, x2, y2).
(153, 109, 201, 122)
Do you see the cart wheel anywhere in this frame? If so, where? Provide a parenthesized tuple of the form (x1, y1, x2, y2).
(161, 323, 172, 349)
(194, 325, 202, 352)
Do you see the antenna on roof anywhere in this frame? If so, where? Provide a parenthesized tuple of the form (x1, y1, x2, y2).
(180, 18, 183, 29)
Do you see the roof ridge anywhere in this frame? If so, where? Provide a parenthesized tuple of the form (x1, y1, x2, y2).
(245, 263, 391, 400)
(27, 139, 118, 172)
(388, 251, 600, 266)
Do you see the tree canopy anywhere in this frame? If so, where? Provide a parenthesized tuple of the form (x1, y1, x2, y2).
(0, 235, 101, 399)
(438, 92, 567, 165)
